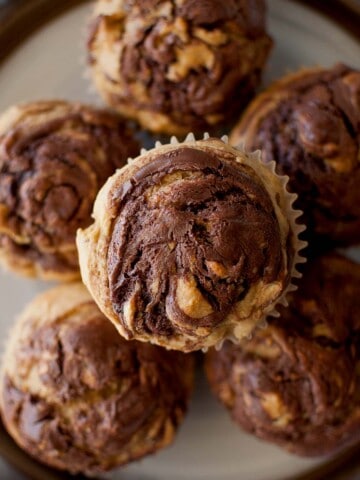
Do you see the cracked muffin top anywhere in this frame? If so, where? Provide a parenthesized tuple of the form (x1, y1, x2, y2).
(205, 252, 360, 456)
(230, 64, 360, 246)
(0, 283, 194, 475)
(0, 100, 139, 280)
(87, 0, 272, 135)
(77, 137, 303, 352)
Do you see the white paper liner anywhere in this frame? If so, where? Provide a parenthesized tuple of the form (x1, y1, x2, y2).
(216, 145, 307, 351)
(135, 133, 307, 353)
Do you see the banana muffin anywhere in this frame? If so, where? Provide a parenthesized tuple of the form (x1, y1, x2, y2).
(205, 253, 360, 456)
(87, 0, 273, 135)
(0, 283, 194, 474)
(0, 100, 139, 279)
(77, 137, 304, 352)
(230, 64, 360, 246)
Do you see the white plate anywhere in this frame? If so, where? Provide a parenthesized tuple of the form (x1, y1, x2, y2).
(0, 1, 359, 479)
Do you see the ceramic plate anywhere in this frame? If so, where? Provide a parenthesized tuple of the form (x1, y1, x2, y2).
(0, 1, 360, 479)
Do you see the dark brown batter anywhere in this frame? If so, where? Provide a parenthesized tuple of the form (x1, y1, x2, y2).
(0, 104, 139, 275)
(88, 0, 272, 133)
(107, 146, 287, 340)
(1, 297, 193, 474)
(205, 253, 360, 456)
(241, 64, 360, 245)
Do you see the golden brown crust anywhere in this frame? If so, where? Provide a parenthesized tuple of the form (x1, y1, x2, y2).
(0, 100, 139, 280)
(205, 253, 360, 456)
(87, 0, 272, 135)
(230, 64, 360, 246)
(77, 138, 301, 352)
(230, 66, 328, 145)
(0, 283, 194, 475)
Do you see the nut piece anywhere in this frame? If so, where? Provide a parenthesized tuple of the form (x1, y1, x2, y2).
(87, 0, 273, 135)
(0, 100, 139, 280)
(260, 393, 293, 427)
(0, 283, 194, 475)
(205, 253, 360, 456)
(176, 275, 213, 318)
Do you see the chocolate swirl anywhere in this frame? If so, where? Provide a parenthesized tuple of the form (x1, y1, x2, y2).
(231, 64, 360, 246)
(0, 284, 194, 475)
(205, 253, 360, 456)
(109, 147, 285, 338)
(75, 138, 300, 352)
(87, 0, 272, 134)
(0, 101, 139, 279)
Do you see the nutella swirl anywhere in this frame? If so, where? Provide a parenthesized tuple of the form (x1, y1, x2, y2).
(0, 284, 193, 475)
(78, 138, 299, 352)
(231, 64, 360, 246)
(87, 0, 272, 134)
(0, 101, 139, 279)
(205, 253, 360, 456)
(109, 147, 285, 337)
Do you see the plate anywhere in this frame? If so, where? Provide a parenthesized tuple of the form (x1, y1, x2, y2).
(0, 1, 360, 479)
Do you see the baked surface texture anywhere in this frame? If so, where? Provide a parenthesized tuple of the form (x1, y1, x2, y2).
(0, 283, 194, 475)
(230, 64, 360, 246)
(77, 138, 301, 352)
(205, 253, 360, 456)
(87, 0, 273, 135)
(0, 100, 139, 280)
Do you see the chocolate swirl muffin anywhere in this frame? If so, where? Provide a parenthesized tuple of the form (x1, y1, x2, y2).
(77, 137, 303, 352)
(230, 64, 360, 246)
(0, 283, 194, 475)
(87, 0, 273, 135)
(0, 100, 139, 280)
(205, 253, 360, 456)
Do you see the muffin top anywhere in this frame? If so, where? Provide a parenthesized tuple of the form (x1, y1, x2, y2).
(230, 64, 360, 245)
(0, 100, 139, 279)
(87, 0, 272, 134)
(0, 283, 194, 474)
(205, 253, 360, 456)
(77, 137, 303, 352)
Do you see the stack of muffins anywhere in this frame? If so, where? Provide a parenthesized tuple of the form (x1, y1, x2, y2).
(0, 0, 359, 476)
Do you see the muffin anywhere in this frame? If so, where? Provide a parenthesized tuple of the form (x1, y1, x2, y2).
(205, 253, 360, 456)
(0, 100, 139, 280)
(87, 0, 273, 135)
(77, 136, 304, 352)
(0, 283, 194, 475)
(230, 64, 360, 246)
